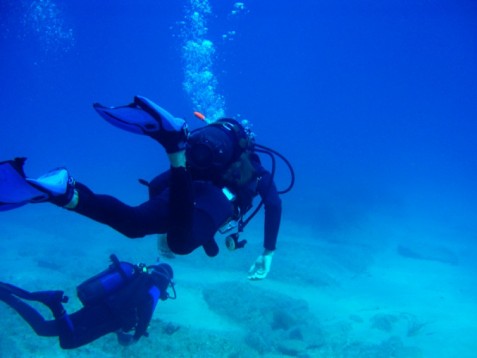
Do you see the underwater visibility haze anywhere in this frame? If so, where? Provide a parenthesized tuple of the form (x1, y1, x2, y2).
(1, 0, 476, 357)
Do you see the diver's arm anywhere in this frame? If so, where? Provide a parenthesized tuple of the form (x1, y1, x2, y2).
(133, 286, 159, 341)
(248, 169, 281, 280)
(257, 170, 282, 251)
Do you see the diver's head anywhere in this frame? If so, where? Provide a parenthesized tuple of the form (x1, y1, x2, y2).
(149, 263, 174, 300)
(186, 118, 254, 172)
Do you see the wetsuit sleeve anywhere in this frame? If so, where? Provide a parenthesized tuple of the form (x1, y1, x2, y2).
(133, 285, 160, 341)
(256, 168, 282, 251)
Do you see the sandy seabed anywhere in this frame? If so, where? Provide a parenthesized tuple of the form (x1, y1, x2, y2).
(0, 205, 476, 358)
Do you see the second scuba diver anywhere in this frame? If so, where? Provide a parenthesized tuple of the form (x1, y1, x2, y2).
(0, 254, 175, 349)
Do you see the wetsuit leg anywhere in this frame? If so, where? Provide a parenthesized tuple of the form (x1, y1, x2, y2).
(72, 183, 169, 238)
(166, 167, 194, 254)
(167, 170, 231, 257)
(70, 168, 227, 256)
(72, 168, 196, 247)
(58, 305, 120, 349)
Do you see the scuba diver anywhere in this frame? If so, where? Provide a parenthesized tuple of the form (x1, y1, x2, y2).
(0, 96, 294, 280)
(0, 254, 175, 349)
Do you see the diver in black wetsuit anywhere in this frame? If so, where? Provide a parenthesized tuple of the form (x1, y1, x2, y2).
(0, 96, 294, 280)
(0, 255, 174, 349)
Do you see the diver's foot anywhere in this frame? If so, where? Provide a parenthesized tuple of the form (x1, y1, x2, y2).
(152, 122, 188, 154)
(26, 168, 77, 208)
(134, 96, 189, 153)
(29, 290, 68, 318)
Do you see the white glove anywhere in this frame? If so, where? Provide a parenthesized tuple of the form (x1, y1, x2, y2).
(248, 250, 274, 280)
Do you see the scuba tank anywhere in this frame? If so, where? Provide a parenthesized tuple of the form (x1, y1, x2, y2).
(76, 254, 137, 306)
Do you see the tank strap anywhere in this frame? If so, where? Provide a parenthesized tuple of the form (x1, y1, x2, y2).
(110, 254, 133, 281)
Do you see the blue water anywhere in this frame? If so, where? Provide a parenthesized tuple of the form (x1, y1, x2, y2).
(1, 1, 476, 357)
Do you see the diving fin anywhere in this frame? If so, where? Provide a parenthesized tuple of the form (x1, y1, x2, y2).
(93, 101, 159, 135)
(93, 95, 184, 136)
(0, 158, 49, 211)
(94, 96, 188, 153)
(26, 168, 75, 205)
(0, 282, 34, 300)
(0, 282, 68, 305)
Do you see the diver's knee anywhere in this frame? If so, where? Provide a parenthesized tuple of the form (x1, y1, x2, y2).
(124, 232, 143, 239)
(167, 237, 194, 255)
(59, 339, 78, 350)
(120, 228, 146, 239)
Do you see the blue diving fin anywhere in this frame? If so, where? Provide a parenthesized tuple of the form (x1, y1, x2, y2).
(0, 282, 33, 299)
(93, 95, 182, 136)
(0, 158, 49, 211)
(0, 282, 68, 304)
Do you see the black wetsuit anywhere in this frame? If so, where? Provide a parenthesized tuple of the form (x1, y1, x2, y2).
(71, 155, 282, 256)
(0, 273, 160, 349)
